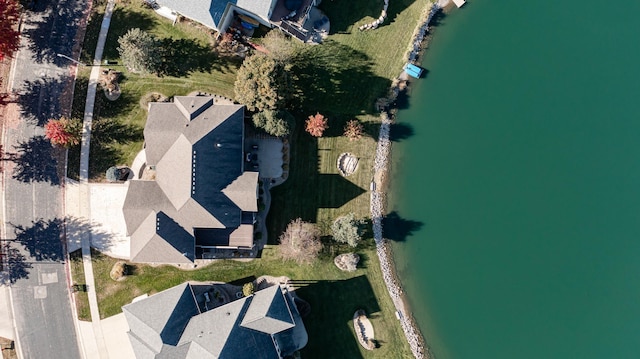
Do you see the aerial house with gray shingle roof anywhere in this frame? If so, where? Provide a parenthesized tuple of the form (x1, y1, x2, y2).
(123, 96, 258, 264)
(122, 283, 308, 359)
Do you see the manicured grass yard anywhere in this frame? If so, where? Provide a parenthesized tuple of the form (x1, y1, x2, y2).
(68, 0, 427, 357)
(70, 243, 412, 358)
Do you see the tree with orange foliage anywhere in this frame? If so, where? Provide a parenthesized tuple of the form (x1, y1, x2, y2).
(0, 0, 21, 61)
(305, 113, 328, 137)
(44, 117, 82, 148)
(343, 119, 364, 141)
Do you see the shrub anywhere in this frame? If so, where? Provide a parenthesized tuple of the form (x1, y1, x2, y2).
(334, 253, 360, 272)
(242, 282, 255, 297)
(106, 166, 130, 182)
(331, 213, 364, 247)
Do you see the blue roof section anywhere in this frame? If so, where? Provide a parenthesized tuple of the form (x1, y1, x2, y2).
(212, 0, 237, 26)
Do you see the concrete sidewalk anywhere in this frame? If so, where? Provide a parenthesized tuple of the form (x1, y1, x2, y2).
(0, 286, 15, 341)
(71, 1, 117, 358)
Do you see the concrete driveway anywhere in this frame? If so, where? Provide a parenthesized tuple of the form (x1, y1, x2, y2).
(66, 179, 130, 259)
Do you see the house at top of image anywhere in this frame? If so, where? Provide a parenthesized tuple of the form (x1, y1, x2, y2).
(150, 0, 330, 43)
(122, 96, 259, 265)
(122, 283, 308, 358)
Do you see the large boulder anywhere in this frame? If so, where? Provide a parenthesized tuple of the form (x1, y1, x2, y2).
(334, 253, 360, 272)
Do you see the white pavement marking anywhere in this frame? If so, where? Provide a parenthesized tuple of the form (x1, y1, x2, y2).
(41, 272, 59, 284)
(33, 286, 47, 299)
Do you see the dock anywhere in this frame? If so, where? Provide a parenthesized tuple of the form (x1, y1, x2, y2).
(452, 0, 466, 8)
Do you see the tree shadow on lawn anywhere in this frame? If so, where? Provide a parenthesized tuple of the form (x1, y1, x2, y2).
(66, 82, 142, 180)
(4, 136, 60, 184)
(290, 40, 390, 116)
(157, 38, 228, 77)
(22, 0, 86, 65)
(101, 7, 155, 61)
(267, 132, 366, 242)
(319, 0, 414, 33)
(17, 76, 71, 126)
(294, 275, 380, 358)
(89, 115, 143, 179)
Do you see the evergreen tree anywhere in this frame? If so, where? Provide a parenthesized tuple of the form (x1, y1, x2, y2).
(252, 109, 294, 137)
(234, 54, 290, 112)
(117, 28, 160, 74)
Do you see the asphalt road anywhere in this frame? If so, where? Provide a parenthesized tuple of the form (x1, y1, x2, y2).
(2, 0, 87, 358)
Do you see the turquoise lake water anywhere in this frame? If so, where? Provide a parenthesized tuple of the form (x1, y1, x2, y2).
(389, 1, 640, 358)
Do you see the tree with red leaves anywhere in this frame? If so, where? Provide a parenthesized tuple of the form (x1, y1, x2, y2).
(0, 0, 21, 61)
(343, 119, 364, 141)
(44, 117, 82, 148)
(305, 113, 328, 137)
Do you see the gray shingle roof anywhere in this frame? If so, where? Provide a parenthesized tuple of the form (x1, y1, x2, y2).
(240, 285, 295, 334)
(123, 97, 258, 264)
(222, 171, 259, 212)
(124, 284, 307, 359)
(123, 283, 200, 354)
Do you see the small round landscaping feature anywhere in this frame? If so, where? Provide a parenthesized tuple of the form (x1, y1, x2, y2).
(337, 152, 359, 176)
(334, 253, 360, 272)
(110, 261, 129, 281)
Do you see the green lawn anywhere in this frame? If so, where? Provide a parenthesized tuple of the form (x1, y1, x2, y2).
(68, 0, 428, 357)
(320, 0, 426, 81)
(70, 244, 413, 358)
(68, 2, 240, 180)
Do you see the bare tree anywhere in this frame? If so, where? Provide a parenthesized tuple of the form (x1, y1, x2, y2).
(279, 218, 322, 264)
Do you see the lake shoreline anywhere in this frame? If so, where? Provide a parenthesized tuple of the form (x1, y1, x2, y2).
(370, 1, 452, 358)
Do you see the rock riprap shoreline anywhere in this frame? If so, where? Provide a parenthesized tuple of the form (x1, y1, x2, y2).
(368, 1, 450, 358)
(370, 113, 429, 359)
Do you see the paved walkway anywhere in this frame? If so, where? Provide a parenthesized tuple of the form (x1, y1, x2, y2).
(74, 1, 116, 358)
